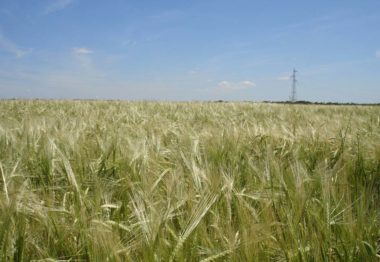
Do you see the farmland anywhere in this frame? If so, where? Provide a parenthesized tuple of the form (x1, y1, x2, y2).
(0, 100, 379, 261)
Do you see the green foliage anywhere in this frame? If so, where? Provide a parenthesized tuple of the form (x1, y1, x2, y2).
(0, 100, 379, 261)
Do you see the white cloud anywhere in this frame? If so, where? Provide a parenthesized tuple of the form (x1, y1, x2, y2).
(72, 47, 93, 55)
(122, 40, 137, 47)
(187, 69, 199, 75)
(72, 47, 93, 68)
(376, 50, 380, 59)
(277, 76, 290, 81)
(240, 81, 255, 87)
(216, 80, 255, 91)
(0, 31, 30, 57)
(45, 0, 74, 14)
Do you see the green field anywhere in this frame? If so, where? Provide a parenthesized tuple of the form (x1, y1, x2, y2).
(0, 100, 379, 261)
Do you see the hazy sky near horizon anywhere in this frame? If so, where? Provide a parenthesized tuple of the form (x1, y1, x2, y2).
(0, 0, 379, 102)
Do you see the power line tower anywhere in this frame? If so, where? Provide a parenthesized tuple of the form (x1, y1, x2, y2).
(290, 68, 297, 102)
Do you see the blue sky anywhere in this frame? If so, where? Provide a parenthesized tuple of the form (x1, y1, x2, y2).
(0, 0, 379, 102)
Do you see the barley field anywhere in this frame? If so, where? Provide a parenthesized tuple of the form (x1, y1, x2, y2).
(0, 100, 379, 261)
